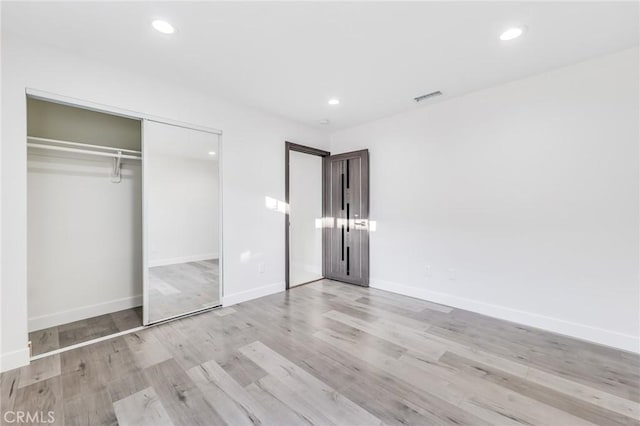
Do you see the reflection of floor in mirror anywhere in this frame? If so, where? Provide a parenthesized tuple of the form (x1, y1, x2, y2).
(290, 265, 323, 288)
(28, 306, 142, 356)
(148, 259, 220, 322)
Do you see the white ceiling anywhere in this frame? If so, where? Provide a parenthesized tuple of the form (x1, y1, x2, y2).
(3, 2, 638, 130)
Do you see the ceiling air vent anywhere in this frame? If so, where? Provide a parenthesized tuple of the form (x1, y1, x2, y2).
(414, 91, 442, 103)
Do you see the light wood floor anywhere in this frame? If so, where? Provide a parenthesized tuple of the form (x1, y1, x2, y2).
(28, 307, 142, 356)
(2, 280, 639, 425)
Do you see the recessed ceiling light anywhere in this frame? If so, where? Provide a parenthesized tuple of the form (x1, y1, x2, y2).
(328, 98, 340, 106)
(500, 27, 525, 41)
(152, 20, 175, 35)
(319, 119, 330, 125)
(208, 151, 216, 156)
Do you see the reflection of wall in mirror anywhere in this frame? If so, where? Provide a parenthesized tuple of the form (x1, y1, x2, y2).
(148, 142, 219, 267)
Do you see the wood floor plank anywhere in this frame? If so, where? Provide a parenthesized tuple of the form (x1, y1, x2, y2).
(63, 386, 117, 426)
(354, 294, 434, 313)
(313, 327, 468, 407)
(377, 316, 531, 376)
(145, 323, 210, 371)
(107, 369, 150, 403)
(57, 313, 120, 348)
(525, 362, 640, 419)
(393, 316, 640, 420)
(17, 354, 61, 389)
(323, 309, 448, 360)
(316, 319, 594, 426)
(219, 352, 268, 387)
(123, 330, 173, 370)
(214, 307, 237, 317)
(353, 295, 433, 317)
(323, 316, 408, 359)
(335, 298, 436, 332)
(0, 368, 20, 420)
(306, 280, 365, 301)
(426, 316, 640, 403)
(113, 386, 174, 426)
(401, 352, 596, 426)
(13, 376, 63, 426)
(440, 351, 640, 426)
(252, 375, 335, 425)
(28, 327, 59, 356)
(143, 358, 226, 426)
(187, 359, 271, 426)
(90, 337, 140, 385)
(60, 343, 101, 400)
(355, 286, 455, 314)
(528, 346, 640, 404)
(245, 381, 319, 426)
(240, 340, 383, 425)
(111, 307, 143, 332)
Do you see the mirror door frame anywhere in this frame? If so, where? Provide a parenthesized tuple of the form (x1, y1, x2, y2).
(284, 142, 330, 290)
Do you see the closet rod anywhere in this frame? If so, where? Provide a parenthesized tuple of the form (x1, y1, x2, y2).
(27, 136, 141, 155)
(27, 143, 141, 160)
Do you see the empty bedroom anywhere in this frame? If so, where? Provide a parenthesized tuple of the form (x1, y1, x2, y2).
(0, 1, 638, 425)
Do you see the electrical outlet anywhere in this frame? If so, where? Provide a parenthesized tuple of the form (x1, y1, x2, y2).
(448, 268, 456, 280)
(258, 262, 265, 274)
(425, 264, 432, 277)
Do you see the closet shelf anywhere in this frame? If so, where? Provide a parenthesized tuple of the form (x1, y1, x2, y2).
(27, 136, 142, 160)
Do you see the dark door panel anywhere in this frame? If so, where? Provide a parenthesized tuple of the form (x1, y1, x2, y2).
(324, 150, 369, 286)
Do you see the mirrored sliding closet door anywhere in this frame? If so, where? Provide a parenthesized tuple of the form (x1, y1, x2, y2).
(143, 120, 222, 324)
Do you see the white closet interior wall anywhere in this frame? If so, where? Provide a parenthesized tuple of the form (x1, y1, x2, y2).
(27, 98, 143, 331)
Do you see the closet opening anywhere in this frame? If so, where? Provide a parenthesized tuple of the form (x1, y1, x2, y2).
(26, 96, 143, 357)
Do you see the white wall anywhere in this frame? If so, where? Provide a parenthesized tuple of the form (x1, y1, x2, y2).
(146, 121, 220, 266)
(330, 48, 640, 352)
(0, 4, 4, 376)
(0, 33, 329, 371)
(289, 151, 323, 286)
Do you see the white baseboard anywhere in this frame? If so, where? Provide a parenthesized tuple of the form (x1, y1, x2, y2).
(28, 295, 142, 332)
(1, 348, 30, 372)
(149, 253, 218, 267)
(223, 282, 284, 307)
(370, 279, 640, 354)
